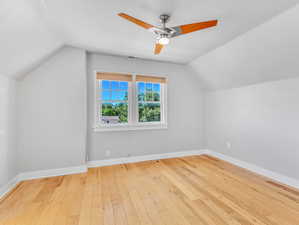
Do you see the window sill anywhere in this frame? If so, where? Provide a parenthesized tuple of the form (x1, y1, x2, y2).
(93, 123, 168, 132)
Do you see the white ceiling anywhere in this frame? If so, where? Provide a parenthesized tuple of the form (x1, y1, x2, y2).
(1, 0, 299, 78)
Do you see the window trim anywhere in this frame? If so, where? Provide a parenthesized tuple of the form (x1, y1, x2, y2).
(93, 72, 167, 132)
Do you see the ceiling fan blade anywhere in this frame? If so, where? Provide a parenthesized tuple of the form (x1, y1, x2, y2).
(171, 20, 218, 37)
(118, 13, 154, 30)
(154, 43, 164, 55)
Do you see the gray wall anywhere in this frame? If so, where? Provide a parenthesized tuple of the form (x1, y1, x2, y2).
(87, 53, 204, 160)
(0, 75, 18, 188)
(205, 77, 299, 180)
(17, 47, 87, 172)
(16, 47, 204, 172)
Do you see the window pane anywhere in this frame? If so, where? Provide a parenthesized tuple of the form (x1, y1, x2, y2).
(145, 92, 153, 101)
(138, 82, 145, 92)
(120, 82, 128, 90)
(138, 103, 160, 122)
(138, 82, 145, 101)
(101, 102, 128, 124)
(153, 83, 160, 92)
(153, 92, 160, 101)
(102, 90, 111, 101)
(153, 83, 160, 101)
(138, 92, 145, 101)
(111, 91, 118, 100)
(110, 91, 128, 101)
(102, 80, 110, 89)
(118, 91, 128, 101)
(111, 81, 119, 90)
(146, 83, 152, 92)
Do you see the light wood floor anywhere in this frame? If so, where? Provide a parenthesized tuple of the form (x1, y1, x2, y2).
(1, 155, 299, 225)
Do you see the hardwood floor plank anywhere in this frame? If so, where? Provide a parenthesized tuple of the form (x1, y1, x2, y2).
(196, 157, 299, 223)
(114, 165, 141, 225)
(0, 155, 298, 225)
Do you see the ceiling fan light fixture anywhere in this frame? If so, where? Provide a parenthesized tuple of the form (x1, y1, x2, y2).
(158, 37, 170, 45)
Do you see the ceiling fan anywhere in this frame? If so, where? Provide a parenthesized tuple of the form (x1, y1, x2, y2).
(118, 13, 218, 55)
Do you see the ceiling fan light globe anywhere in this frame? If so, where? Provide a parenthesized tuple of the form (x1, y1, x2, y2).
(158, 37, 170, 45)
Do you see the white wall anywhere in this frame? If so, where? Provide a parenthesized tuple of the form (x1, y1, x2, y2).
(0, 75, 18, 188)
(205, 77, 299, 180)
(87, 53, 204, 160)
(190, 4, 299, 90)
(17, 46, 87, 172)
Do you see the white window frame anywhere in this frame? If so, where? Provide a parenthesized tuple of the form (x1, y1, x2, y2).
(94, 73, 167, 132)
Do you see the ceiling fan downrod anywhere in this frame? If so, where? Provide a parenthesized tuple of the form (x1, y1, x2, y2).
(160, 14, 170, 29)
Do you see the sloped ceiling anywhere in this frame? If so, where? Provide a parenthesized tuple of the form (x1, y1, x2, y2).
(190, 4, 299, 90)
(1, 0, 299, 79)
(0, 0, 63, 78)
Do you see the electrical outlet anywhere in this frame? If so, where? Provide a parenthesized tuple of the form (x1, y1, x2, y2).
(226, 141, 232, 150)
(105, 150, 111, 157)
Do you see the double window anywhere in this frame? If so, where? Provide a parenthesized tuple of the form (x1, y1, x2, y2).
(95, 72, 167, 130)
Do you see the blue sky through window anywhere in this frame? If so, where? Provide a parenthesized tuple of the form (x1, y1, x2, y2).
(102, 80, 110, 89)
(138, 82, 145, 92)
(120, 82, 128, 90)
(138, 82, 160, 93)
(101, 80, 128, 101)
(146, 83, 152, 91)
(153, 83, 160, 92)
(111, 81, 119, 89)
(102, 90, 110, 101)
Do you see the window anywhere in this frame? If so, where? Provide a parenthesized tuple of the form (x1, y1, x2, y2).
(101, 80, 129, 124)
(95, 72, 167, 131)
(136, 75, 164, 123)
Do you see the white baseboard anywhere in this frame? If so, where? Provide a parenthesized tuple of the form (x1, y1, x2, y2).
(0, 176, 19, 200)
(87, 149, 299, 189)
(205, 150, 299, 189)
(0, 165, 87, 200)
(18, 165, 88, 181)
(1, 149, 298, 201)
(87, 150, 207, 168)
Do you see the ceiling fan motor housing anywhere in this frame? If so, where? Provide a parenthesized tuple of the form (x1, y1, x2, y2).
(160, 14, 170, 24)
